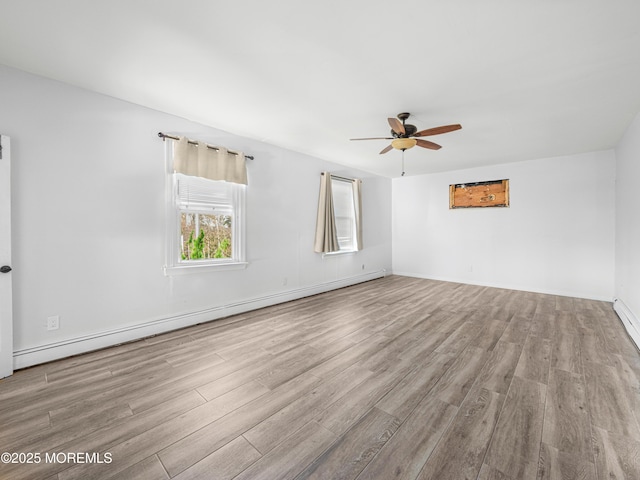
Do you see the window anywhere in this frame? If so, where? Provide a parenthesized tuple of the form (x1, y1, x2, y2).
(164, 144, 246, 274)
(330, 176, 358, 253)
(331, 177, 357, 251)
(313, 172, 362, 255)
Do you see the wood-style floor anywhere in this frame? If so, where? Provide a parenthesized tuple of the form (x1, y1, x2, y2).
(1, 276, 639, 480)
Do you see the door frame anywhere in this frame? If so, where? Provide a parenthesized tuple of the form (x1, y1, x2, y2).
(0, 135, 13, 378)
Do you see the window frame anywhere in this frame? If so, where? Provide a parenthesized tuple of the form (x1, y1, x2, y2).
(164, 140, 247, 275)
(324, 175, 358, 256)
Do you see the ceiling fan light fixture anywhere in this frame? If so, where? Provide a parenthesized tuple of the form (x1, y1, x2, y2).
(391, 138, 417, 150)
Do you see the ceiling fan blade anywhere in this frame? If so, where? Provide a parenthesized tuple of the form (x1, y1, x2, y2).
(414, 124, 462, 137)
(388, 118, 405, 135)
(379, 144, 394, 154)
(416, 139, 442, 150)
(350, 137, 394, 141)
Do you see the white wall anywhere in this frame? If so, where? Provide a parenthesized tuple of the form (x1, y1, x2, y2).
(614, 112, 640, 345)
(0, 65, 392, 368)
(392, 151, 616, 300)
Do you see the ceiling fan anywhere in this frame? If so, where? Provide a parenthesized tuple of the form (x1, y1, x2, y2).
(351, 112, 461, 154)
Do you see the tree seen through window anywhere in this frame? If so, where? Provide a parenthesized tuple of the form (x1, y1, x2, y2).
(181, 212, 232, 260)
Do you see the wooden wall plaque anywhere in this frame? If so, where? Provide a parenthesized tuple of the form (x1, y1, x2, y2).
(449, 179, 509, 209)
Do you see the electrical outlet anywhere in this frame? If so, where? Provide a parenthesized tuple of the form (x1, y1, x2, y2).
(47, 315, 59, 331)
(283, 277, 288, 286)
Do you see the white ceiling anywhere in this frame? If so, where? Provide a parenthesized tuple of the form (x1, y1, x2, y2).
(1, 0, 639, 177)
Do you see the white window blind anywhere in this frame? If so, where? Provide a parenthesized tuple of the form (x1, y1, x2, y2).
(175, 173, 234, 209)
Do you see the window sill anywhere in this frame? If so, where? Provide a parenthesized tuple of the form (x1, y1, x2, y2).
(322, 250, 357, 258)
(164, 261, 248, 276)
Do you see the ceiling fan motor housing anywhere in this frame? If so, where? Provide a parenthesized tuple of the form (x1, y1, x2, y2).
(391, 124, 417, 138)
(392, 112, 417, 137)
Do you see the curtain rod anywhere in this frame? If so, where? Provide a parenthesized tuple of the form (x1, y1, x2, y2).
(322, 172, 357, 182)
(158, 132, 254, 160)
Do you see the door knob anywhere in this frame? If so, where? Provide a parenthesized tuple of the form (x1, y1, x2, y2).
(0, 265, 11, 273)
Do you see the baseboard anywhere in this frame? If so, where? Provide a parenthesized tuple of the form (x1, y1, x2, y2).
(13, 270, 387, 370)
(613, 298, 640, 350)
(392, 271, 613, 302)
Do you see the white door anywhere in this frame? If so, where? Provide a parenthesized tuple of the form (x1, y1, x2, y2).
(0, 135, 13, 378)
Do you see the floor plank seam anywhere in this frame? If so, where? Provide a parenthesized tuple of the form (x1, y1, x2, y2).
(533, 335, 551, 480)
(475, 352, 520, 479)
(240, 433, 264, 457)
(155, 453, 171, 480)
(577, 311, 602, 480)
(580, 368, 600, 479)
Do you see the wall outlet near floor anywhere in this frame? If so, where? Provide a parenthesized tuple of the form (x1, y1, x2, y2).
(47, 315, 60, 331)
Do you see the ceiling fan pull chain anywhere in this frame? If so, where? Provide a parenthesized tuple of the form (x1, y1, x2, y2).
(401, 151, 406, 176)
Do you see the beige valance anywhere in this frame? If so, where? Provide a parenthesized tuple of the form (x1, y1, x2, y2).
(173, 137, 248, 185)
